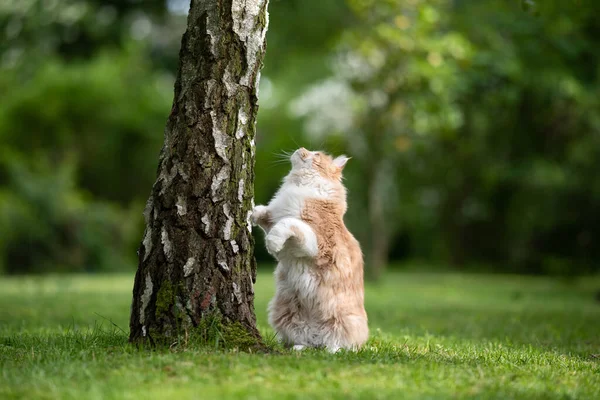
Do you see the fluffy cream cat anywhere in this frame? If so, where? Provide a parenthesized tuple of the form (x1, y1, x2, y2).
(251, 148, 368, 352)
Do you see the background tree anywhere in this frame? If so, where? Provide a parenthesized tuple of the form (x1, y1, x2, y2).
(291, 0, 471, 278)
(290, 0, 600, 278)
(128, 0, 268, 346)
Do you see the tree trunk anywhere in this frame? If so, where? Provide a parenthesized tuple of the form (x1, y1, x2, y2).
(129, 0, 269, 348)
(367, 160, 389, 281)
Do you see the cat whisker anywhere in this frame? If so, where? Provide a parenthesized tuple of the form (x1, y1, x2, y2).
(272, 150, 294, 163)
(272, 150, 293, 156)
(269, 159, 290, 166)
(288, 134, 301, 149)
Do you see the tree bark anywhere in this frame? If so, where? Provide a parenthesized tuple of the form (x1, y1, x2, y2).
(361, 112, 391, 281)
(129, 0, 269, 347)
(366, 159, 389, 281)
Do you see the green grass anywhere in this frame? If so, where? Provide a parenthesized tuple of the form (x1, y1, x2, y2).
(1, 271, 599, 399)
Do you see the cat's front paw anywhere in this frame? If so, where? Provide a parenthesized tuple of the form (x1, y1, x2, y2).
(251, 205, 268, 226)
(265, 232, 287, 255)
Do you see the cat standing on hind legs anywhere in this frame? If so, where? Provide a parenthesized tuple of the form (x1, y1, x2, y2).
(251, 148, 368, 353)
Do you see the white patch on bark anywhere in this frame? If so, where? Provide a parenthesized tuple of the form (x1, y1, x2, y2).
(198, 5, 218, 57)
(143, 196, 153, 223)
(210, 110, 232, 161)
(255, 70, 262, 97)
(142, 228, 153, 261)
(139, 273, 153, 325)
(250, 138, 256, 157)
(178, 164, 189, 181)
(142, 197, 154, 260)
(142, 326, 146, 337)
(223, 203, 234, 240)
(232, 282, 242, 304)
(159, 163, 178, 195)
(223, 68, 237, 97)
(230, 240, 239, 253)
(161, 226, 173, 261)
(218, 260, 230, 272)
(183, 257, 196, 277)
(235, 108, 248, 139)
(247, 198, 255, 233)
(204, 79, 217, 108)
(176, 196, 187, 216)
(201, 214, 211, 235)
(211, 164, 231, 201)
(246, 210, 253, 233)
(239, 108, 249, 125)
(238, 178, 245, 202)
(216, 240, 229, 273)
(207, 29, 217, 55)
(232, 0, 269, 87)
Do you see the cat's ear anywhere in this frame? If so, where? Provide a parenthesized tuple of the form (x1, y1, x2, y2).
(332, 155, 350, 170)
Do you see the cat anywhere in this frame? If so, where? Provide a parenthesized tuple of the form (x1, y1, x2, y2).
(251, 147, 368, 352)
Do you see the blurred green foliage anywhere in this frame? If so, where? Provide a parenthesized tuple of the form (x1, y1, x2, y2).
(292, 0, 600, 276)
(0, 0, 599, 276)
(0, 49, 170, 203)
(0, 155, 137, 273)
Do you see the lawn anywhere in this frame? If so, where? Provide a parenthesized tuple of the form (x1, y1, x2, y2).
(1, 270, 599, 399)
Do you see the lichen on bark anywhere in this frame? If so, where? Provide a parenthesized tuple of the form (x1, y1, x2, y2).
(129, 0, 269, 349)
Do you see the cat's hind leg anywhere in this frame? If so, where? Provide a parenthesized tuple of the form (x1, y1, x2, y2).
(268, 288, 312, 350)
(322, 315, 369, 353)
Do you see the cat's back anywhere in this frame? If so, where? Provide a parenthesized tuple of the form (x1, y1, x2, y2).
(300, 197, 363, 273)
(300, 197, 366, 324)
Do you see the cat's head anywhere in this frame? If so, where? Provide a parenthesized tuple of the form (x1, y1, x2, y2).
(285, 148, 350, 205)
(290, 148, 350, 181)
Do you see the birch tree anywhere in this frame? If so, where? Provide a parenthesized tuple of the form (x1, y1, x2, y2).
(129, 0, 269, 347)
